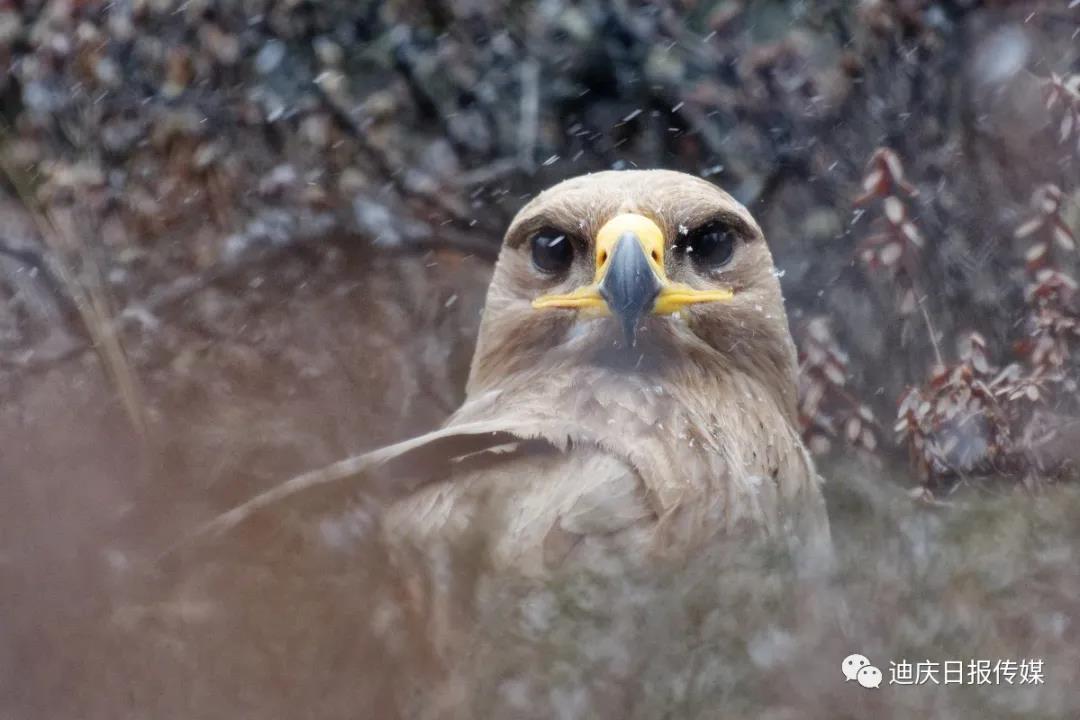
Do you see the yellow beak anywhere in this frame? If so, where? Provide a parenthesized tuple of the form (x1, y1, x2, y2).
(532, 213, 733, 342)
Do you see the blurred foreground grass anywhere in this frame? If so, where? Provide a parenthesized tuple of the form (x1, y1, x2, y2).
(436, 462, 1080, 719)
(95, 462, 1080, 719)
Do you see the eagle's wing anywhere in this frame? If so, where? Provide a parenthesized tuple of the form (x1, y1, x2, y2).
(164, 414, 658, 574)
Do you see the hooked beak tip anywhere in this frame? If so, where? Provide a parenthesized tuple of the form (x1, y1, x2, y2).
(598, 232, 662, 347)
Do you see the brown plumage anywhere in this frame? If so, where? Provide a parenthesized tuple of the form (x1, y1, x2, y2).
(192, 170, 829, 565)
(166, 169, 832, 715)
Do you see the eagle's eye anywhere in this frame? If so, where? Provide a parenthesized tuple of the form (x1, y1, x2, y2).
(682, 222, 736, 269)
(530, 228, 574, 274)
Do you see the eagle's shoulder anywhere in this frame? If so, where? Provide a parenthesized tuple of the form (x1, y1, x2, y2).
(386, 439, 657, 576)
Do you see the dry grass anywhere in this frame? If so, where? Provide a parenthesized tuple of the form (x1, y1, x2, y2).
(0, 123, 147, 437)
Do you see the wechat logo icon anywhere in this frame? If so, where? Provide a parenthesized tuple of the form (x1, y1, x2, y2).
(843, 653, 882, 689)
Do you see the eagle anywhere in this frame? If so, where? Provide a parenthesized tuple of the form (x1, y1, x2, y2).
(161, 169, 832, 717)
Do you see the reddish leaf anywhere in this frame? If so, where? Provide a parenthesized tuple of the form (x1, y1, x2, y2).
(1052, 223, 1076, 252)
(846, 417, 862, 441)
(879, 241, 903, 266)
(861, 428, 877, 451)
(883, 196, 905, 225)
(1015, 217, 1045, 239)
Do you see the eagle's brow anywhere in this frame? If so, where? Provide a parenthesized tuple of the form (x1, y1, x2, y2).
(682, 208, 759, 241)
(505, 209, 586, 249)
(507, 197, 613, 248)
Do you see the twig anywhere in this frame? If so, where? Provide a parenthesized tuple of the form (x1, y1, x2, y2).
(0, 342, 85, 371)
(450, 157, 522, 189)
(0, 236, 73, 311)
(138, 226, 498, 319)
(114, 227, 497, 347)
(914, 286, 945, 368)
(403, 227, 499, 261)
(0, 127, 148, 436)
(0, 237, 50, 274)
(138, 262, 246, 316)
(518, 59, 539, 174)
(390, 29, 489, 162)
(312, 82, 487, 233)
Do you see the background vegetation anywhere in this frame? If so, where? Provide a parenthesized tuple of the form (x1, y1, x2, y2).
(1, 1, 1078, 717)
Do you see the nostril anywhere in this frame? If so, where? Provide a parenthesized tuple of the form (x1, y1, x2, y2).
(598, 250, 608, 266)
(651, 251, 660, 262)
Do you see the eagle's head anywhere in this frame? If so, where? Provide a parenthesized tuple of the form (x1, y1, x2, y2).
(467, 170, 799, 422)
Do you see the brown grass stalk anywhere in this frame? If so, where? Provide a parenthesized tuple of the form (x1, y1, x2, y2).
(0, 124, 148, 437)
